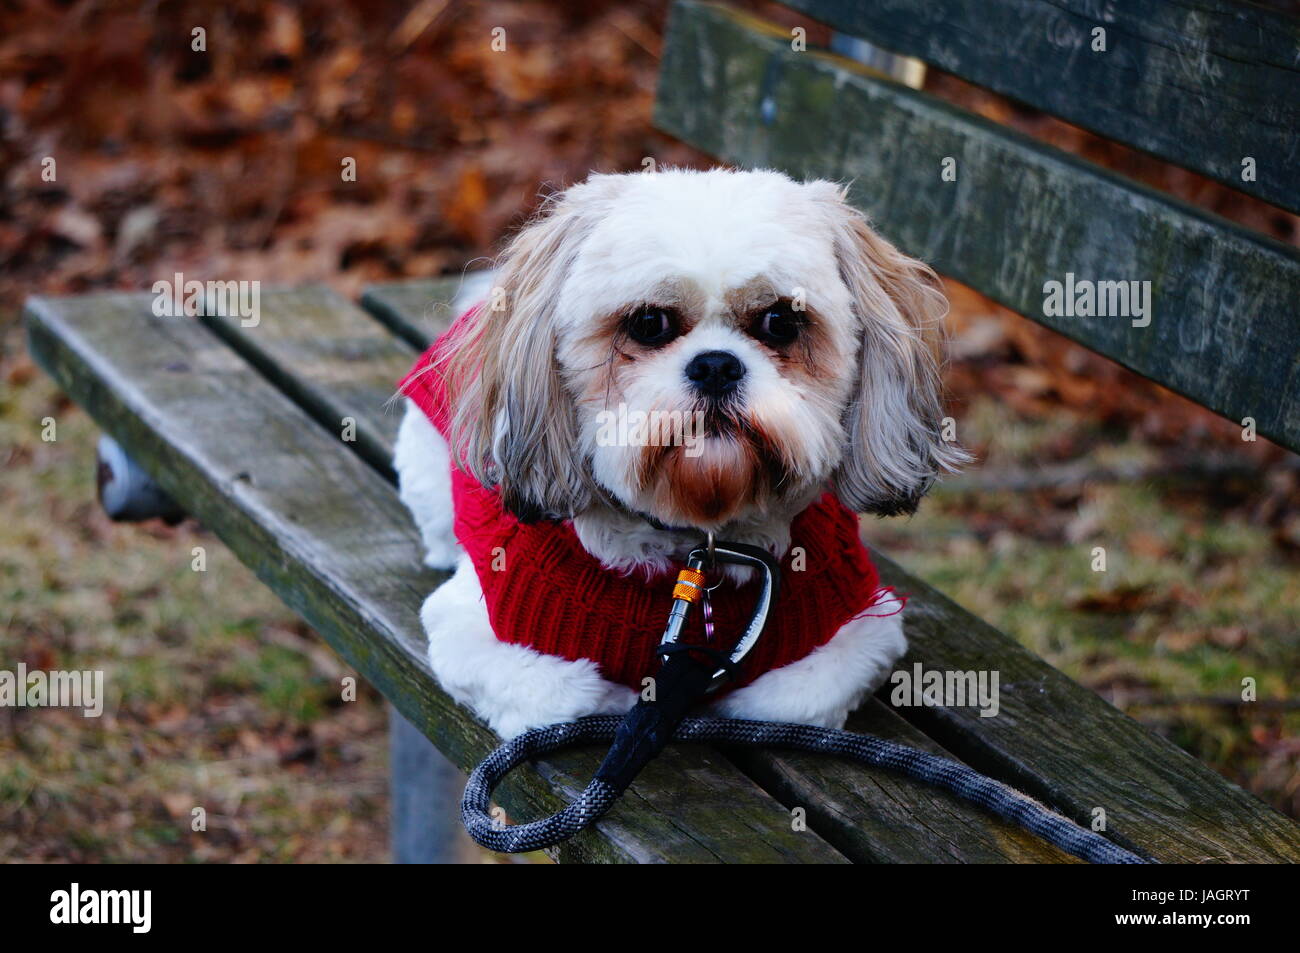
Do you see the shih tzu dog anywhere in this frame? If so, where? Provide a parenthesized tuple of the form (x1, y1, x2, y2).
(394, 167, 963, 738)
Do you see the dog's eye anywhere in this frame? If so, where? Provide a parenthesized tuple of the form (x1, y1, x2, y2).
(751, 300, 802, 345)
(626, 306, 680, 347)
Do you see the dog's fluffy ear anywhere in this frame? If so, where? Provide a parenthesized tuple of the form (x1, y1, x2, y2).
(811, 182, 967, 515)
(440, 181, 612, 521)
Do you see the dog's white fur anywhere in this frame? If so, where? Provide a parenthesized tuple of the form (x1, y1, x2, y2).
(394, 168, 962, 738)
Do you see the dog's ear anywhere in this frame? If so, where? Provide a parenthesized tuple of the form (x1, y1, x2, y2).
(440, 181, 614, 520)
(811, 182, 967, 515)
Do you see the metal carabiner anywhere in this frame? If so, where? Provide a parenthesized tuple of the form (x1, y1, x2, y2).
(658, 539, 782, 691)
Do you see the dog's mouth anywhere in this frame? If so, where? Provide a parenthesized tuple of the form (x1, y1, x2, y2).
(633, 402, 792, 527)
(699, 400, 742, 438)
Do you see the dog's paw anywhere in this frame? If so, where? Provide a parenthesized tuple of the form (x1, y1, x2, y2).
(486, 675, 636, 739)
(420, 555, 637, 738)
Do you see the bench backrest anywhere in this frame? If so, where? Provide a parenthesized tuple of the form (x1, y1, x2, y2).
(653, 1, 1300, 453)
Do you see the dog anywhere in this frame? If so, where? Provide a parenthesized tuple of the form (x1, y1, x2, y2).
(394, 167, 964, 738)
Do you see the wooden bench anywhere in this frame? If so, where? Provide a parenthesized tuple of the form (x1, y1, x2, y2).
(24, 0, 1300, 862)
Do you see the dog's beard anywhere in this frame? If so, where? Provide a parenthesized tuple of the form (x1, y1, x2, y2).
(633, 401, 792, 527)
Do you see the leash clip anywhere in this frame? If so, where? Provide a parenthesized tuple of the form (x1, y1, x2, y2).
(659, 540, 782, 691)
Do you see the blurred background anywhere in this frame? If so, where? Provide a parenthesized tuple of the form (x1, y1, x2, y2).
(1, 0, 1297, 862)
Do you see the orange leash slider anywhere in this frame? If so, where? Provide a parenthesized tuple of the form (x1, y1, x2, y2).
(672, 566, 707, 603)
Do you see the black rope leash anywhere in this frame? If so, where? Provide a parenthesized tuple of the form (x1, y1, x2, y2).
(459, 539, 1153, 864)
(462, 711, 1150, 863)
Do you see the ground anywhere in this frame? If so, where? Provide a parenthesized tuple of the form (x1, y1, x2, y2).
(0, 0, 1296, 862)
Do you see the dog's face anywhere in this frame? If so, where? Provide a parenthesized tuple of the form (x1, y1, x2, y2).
(441, 169, 963, 530)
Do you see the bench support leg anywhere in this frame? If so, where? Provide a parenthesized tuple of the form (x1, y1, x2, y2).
(96, 434, 186, 523)
(388, 705, 476, 863)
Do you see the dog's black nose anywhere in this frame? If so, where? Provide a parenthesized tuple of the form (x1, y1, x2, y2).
(685, 350, 745, 398)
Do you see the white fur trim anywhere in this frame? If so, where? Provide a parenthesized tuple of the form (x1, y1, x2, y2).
(421, 554, 638, 738)
(707, 592, 907, 728)
(394, 399, 462, 570)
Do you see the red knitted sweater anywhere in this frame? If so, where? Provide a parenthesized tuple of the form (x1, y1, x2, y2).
(399, 309, 892, 694)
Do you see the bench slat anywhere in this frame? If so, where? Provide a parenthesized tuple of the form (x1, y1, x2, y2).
(361, 277, 463, 351)
(200, 286, 419, 479)
(25, 293, 845, 864)
(656, 2, 1300, 454)
(782, 0, 1300, 215)
(730, 700, 1075, 862)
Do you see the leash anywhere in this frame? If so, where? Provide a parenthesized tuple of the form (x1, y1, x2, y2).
(460, 537, 1152, 864)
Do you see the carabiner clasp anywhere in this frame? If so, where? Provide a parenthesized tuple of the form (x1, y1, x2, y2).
(659, 540, 782, 691)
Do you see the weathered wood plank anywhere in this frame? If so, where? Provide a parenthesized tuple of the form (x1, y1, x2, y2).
(200, 286, 418, 476)
(871, 551, 1300, 863)
(655, 2, 1300, 454)
(359, 281, 1111, 863)
(360, 277, 462, 351)
(725, 699, 1076, 863)
(781, 0, 1300, 214)
(25, 292, 846, 864)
